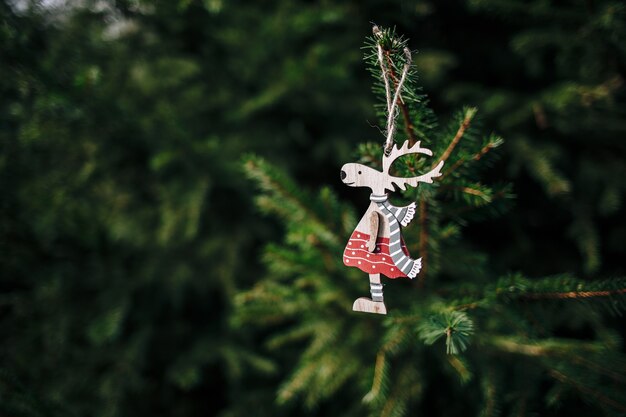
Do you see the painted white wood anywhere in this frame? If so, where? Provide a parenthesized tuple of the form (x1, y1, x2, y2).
(353, 274, 387, 314)
(341, 141, 443, 194)
(353, 297, 387, 315)
(354, 202, 390, 238)
(367, 211, 379, 252)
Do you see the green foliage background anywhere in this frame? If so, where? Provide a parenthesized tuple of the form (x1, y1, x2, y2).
(1, 0, 625, 416)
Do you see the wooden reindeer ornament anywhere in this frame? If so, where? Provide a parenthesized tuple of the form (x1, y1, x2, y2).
(341, 142, 444, 314)
(340, 26, 445, 314)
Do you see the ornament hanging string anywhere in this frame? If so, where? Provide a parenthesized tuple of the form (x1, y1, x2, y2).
(373, 26, 412, 156)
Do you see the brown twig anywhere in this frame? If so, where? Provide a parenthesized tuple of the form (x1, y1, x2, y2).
(442, 142, 496, 179)
(491, 337, 552, 357)
(369, 350, 386, 400)
(439, 184, 491, 200)
(437, 108, 476, 168)
(446, 189, 508, 216)
(521, 288, 626, 300)
(453, 288, 626, 311)
(453, 301, 481, 311)
(461, 186, 489, 198)
(384, 51, 418, 146)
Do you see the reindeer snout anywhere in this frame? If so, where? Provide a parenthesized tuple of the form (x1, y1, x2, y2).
(340, 170, 347, 180)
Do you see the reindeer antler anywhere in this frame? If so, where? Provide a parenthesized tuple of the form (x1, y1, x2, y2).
(382, 141, 434, 173)
(389, 160, 444, 191)
(382, 140, 444, 192)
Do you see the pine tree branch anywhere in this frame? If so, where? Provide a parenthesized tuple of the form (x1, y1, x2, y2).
(520, 288, 626, 300)
(439, 184, 492, 201)
(383, 51, 418, 146)
(367, 351, 386, 402)
(567, 353, 626, 384)
(381, 388, 400, 417)
(454, 287, 626, 312)
(489, 337, 602, 357)
(446, 189, 510, 216)
(437, 108, 477, 167)
(549, 369, 626, 413)
(447, 355, 472, 382)
(493, 337, 626, 411)
(461, 186, 490, 198)
(443, 141, 496, 178)
(366, 327, 408, 403)
(487, 337, 626, 386)
(482, 370, 498, 417)
(454, 301, 482, 311)
(244, 157, 340, 247)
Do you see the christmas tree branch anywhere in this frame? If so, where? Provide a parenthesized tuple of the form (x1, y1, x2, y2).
(364, 350, 387, 403)
(437, 107, 477, 167)
(365, 327, 409, 403)
(381, 390, 400, 417)
(568, 353, 626, 384)
(489, 337, 604, 357)
(490, 337, 626, 388)
(245, 157, 327, 233)
(443, 140, 499, 178)
(481, 370, 498, 417)
(446, 189, 510, 216)
(460, 186, 490, 199)
(451, 278, 626, 316)
(486, 335, 626, 411)
(453, 301, 483, 311)
(549, 369, 626, 413)
(520, 287, 626, 300)
(438, 184, 492, 202)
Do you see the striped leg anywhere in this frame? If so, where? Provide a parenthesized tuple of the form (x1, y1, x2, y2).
(352, 274, 387, 315)
(369, 273, 384, 302)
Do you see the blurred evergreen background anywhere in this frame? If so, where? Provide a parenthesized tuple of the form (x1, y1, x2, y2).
(1, 0, 625, 416)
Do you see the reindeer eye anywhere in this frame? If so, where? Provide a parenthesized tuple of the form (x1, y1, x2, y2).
(358, 171, 362, 174)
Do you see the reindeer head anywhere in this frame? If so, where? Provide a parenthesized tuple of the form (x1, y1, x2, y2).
(340, 140, 444, 194)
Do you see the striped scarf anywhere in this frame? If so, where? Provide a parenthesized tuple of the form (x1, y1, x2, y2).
(370, 193, 421, 279)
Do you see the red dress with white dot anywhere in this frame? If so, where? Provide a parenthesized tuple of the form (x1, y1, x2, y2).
(342, 230, 410, 278)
